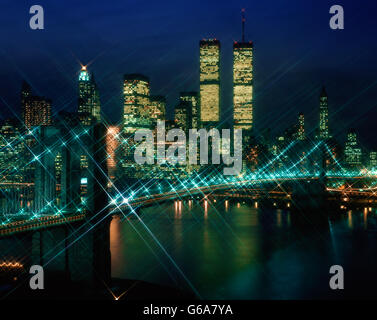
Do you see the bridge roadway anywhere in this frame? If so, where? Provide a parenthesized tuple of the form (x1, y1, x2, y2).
(1, 175, 377, 237)
(111, 174, 377, 210)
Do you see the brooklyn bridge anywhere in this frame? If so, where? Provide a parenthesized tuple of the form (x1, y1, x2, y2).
(0, 122, 376, 296)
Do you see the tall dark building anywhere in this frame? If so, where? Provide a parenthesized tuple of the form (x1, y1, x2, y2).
(297, 112, 305, 140)
(21, 81, 31, 117)
(0, 118, 25, 182)
(23, 95, 52, 129)
(150, 95, 166, 123)
(318, 86, 330, 139)
(174, 101, 192, 133)
(369, 151, 377, 169)
(78, 66, 101, 126)
(180, 92, 200, 129)
(344, 129, 362, 168)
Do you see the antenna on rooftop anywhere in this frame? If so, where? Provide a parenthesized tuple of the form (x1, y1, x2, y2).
(242, 8, 245, 42)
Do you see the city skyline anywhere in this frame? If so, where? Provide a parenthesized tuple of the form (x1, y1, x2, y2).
(1, 1, 377, 303)
(2, 40, 375, 159)
(2, 62, 373, 178)
(0, 1, 376, 147)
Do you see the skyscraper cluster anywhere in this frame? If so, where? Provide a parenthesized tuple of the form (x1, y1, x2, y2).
(0, 9, 375, 186)
(118, 10, 254, 138)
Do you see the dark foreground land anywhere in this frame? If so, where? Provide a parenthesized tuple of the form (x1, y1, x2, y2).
(0, 276, 196, 300)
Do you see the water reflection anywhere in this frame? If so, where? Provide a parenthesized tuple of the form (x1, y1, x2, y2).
(110, 215, 125, 277)
(204, 200, 208, 219)
(173, 203, 183, 251)
(174, 200, 182, 219)
(277, 209, 282, 228)
(110, 199, 377, 299)
(348, 210, 353, 229)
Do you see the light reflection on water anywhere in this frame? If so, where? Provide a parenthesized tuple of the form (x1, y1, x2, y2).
(110, 200, 377, 299)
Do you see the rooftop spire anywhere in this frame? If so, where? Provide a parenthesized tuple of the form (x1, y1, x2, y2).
(79, 65, 90, 81)
(241, 8, 245, 42)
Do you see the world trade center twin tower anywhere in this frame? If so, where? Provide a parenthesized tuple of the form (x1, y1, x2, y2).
(200, 12, 253, 132)
(120, 12, 253, 135)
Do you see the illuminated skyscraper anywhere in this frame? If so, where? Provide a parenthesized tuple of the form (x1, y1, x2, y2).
(23, 96, 52, 129)
(120, 74, 152, 179)
(54, 152, 62, 199)
(199, 39, 220, 126)
(344, 129, 362, 168)
(180, 92, 200, 129)
(297, 112, 305, 140)
(150, 95, 166, 124)
(78, 66, 101, 125)
(123, 74, 151, 133)
(77, 67, 97, 185)
(318, 86, 330, 139)
(233, 9, 253, 131)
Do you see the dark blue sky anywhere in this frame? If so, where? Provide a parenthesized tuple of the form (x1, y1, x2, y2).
(0, 0, 376, 148)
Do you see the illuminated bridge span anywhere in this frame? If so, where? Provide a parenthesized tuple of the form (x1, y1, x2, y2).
(2, 173, 377, 237)
(108, 173, 377, 210)
(0, 181, 279, 236)
(0, 213, 86, 237)
(1, 117, 377, 237)
(109, 176, 311, 210)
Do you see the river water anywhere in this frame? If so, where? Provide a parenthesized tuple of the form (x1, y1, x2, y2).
(110, 199, 377, 299)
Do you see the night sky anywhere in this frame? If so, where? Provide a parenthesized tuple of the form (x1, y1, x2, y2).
(0, 0, 376, 148)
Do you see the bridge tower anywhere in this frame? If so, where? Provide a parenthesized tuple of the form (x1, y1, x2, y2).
(64, 123, 111, 287)
(319, 140, 328, 188)
(291, 140, 328, 214)
(34, 126, 62, 213)
(32, 121, 111, 288)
